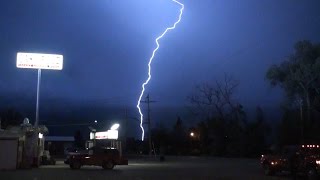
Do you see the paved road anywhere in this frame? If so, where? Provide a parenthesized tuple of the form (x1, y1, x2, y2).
(0, 156, 291, 180)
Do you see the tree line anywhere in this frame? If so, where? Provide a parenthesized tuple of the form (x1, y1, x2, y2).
(129, 75, 271, 157)
(130, 40, 320, 157)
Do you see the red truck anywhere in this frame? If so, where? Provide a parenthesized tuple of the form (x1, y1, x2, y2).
(65, 146, 128, 170)
(261, 145, 320, 179)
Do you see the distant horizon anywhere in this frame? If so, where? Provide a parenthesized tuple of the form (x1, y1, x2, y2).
(0, 94, 283, 139)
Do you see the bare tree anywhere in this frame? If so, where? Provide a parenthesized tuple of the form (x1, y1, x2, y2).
(188, 73, 239, 121)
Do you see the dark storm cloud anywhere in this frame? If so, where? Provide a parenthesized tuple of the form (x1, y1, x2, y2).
(0, 0, 320, 128)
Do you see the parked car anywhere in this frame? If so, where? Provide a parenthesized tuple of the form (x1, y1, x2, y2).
(65, 146, 127, 170)
(261, 145, 320, 179)
(64, 147, 83, 156)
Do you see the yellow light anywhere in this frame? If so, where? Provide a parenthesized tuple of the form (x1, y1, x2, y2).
(190, 132, 194, 137)
(38, 133, 43, 139)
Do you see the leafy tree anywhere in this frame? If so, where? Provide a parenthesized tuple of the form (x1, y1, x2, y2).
(74, 130, 85, 149)
(196, 121, 210, 154)
(266, 41, 320, 113)
(266, 40, 320, 141)
(277, 108, 301, 145)
(171, 116, 187, 155)
(0, 108, 24, 129)
(151, 124, 169, 155)
(244, 106, 271, 157)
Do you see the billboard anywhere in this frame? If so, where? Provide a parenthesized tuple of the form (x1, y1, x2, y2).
(93, 130, 118, 140)
(16, 52, 63, 70)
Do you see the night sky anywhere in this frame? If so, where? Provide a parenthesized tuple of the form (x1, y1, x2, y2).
(1, 0, 320, 136)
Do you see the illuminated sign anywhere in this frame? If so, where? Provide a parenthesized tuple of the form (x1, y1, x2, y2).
(94, 130, 118, 140)
(17, 52, 63, 70)
(38, 133, 43, 139)
(90, 132, 95, 140)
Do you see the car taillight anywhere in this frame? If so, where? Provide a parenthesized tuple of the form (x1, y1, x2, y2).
(304, 145, 320, 148)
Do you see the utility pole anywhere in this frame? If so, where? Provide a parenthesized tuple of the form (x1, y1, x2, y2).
(140, 94, 156, 156)
(298, 98, 304, 144)
(124, 108, 128, 153)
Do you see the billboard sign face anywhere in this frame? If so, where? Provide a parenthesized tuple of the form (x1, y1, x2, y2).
(94, 130, 118, 140)
(16, 52, 63, 70)
(95, 132, 108, 140)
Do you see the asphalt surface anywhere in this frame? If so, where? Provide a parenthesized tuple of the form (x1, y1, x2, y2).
(0, 156, 294, 180)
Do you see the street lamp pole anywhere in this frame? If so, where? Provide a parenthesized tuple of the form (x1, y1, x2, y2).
(35, 69, 42, 127)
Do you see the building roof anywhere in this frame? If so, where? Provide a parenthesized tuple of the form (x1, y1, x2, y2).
(0, 130, 22, 139)
(45, 136, 74, 142)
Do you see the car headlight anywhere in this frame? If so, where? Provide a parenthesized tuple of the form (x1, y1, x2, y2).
(271, 161, 278, 165)
(316, 160, 320, 165)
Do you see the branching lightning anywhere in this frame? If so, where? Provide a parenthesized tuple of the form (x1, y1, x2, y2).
(137, 0, 184, 141)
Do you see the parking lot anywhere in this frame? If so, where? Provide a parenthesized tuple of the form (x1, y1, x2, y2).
(0, 156, 291, 180)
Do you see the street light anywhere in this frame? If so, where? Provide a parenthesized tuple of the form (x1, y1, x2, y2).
(190, 132, 194, 137)
(110, 123, 120, 130)
(38, 133, 43, 139)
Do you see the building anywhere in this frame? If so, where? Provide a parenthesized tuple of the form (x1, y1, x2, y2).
(0, 123, 48, 169)
(45, 136, 74, 156)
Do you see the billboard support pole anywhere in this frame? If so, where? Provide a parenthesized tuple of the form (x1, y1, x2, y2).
(35, 68, 41, 127)
(16, 52, 63, 167)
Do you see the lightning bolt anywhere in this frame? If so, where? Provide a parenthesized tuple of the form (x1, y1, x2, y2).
(136, 0, 184, 141)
